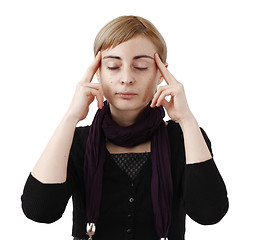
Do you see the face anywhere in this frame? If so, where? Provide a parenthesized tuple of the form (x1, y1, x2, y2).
(98, 36, 162, 114)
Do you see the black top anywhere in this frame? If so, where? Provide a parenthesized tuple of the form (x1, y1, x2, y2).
(21, 120, 229, 240)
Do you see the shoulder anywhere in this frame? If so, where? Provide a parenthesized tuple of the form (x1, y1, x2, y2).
(166, 120, 212, 155)
(165, 120, 210, 142)
(74, 125, 91, 139)
(70, 125, 91, 153)
(68, 125, 91, 173)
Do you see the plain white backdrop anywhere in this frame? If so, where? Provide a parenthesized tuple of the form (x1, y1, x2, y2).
(1, 0, 256, 239)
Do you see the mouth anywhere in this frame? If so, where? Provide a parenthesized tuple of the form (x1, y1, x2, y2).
(116, 92, 138, 99)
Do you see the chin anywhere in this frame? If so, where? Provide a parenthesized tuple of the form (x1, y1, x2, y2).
(109, 98, 149, 112)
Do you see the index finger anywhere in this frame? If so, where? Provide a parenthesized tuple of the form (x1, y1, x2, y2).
(81, 51, 102, 83)
(154, 53, 178, 85)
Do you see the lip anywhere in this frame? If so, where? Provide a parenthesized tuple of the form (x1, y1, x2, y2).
(116, 92, 137, 99)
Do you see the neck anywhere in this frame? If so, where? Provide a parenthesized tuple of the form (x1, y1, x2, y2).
(109, 104, 147, 127)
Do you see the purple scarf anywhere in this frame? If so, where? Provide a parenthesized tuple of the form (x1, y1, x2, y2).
(84, 101, 173, 238)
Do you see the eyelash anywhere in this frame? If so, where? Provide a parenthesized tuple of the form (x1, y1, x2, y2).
(107, 67, 119, 70)
(135, 67, 148, 71)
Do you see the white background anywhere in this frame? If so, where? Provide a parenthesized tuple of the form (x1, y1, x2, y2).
(1, 0, 256, 239)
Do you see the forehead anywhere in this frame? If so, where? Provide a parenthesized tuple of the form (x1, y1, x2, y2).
(101, 36, 157, 60)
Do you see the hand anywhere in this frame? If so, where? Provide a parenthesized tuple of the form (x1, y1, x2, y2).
(151, 53, 192, 123)
(66, 52, 104, 122)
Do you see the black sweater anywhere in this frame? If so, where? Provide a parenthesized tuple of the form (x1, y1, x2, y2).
(21, 120, 229, 240)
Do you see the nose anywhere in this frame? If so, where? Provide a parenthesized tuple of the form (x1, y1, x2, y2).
(120, 68, 135, 85)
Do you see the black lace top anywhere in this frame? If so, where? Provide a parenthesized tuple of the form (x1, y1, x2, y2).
(111, 152, 150, 180)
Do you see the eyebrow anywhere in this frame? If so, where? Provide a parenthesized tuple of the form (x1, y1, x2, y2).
(134, 55, 154, 60)
(102, 55, 154, 60)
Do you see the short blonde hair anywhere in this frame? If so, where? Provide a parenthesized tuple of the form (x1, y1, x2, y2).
(94, 15, 167, 63)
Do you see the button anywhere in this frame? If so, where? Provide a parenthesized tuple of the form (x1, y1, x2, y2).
(126, 228, 132, 234)
(130, 183, 134, 187)
(129, 197, 134, 203)
(127, 214, 132, 218)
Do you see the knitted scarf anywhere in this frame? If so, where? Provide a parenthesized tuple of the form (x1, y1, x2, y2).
(84, 101, 173, 238)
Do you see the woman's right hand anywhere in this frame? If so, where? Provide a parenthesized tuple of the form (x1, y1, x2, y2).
(66, 52, 104, 122)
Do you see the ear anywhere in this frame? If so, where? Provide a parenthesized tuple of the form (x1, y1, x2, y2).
(157, 75, 163, 85)
(157, 62, 168, 85)
(96, 69, 101, 82)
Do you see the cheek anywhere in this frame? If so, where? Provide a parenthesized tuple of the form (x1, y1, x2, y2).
(101, 81, 113, 96)
(146, 74, 159, 92)
(99, 73, 115, 98)
(141, 78, 158, 101)
(99, 70, 113, 86)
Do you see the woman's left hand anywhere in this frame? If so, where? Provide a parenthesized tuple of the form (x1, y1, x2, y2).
(151, 53, 193, 123)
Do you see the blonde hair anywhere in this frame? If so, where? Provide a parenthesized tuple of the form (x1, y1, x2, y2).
(94, 15, 167, 63)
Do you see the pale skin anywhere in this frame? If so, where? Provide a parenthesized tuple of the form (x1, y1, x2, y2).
(32, 36, 212, 184)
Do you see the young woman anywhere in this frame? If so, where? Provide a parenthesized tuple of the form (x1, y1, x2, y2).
(21, 16, 228, 240)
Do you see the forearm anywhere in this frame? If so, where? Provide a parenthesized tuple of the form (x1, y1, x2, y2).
(178, 114, 212, 164)
(30, 54, 102, 184)
(31, 114, 78, 183)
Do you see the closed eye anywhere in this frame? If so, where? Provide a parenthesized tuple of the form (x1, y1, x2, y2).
(134, 67, 148, 71)
(107, 66, 148, 71)
(107, 67, 120, 70)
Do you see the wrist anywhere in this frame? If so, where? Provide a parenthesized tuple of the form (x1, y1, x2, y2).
(63, 112, 81, 126)
(178, 113, 212, 164)
(177, 112, 197, 128)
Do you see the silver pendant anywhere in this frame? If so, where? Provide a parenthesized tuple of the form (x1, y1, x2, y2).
(86, 222, 96, 240)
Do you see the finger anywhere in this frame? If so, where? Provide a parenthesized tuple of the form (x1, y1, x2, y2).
(154, 53, 178, 85)
(151, 88, 162, 108)
(156, 88, 173, 107)
(81, 51, 102, 83)
(95, 92, 104, 109)
(151, 86, 170, 108)
(96, 84, 104, 108)
(92, 84, 104, 109)
(78, 82, 104, 108)
(161, 98, 170, 110)
(87, 88, 104, 109)
(80, 82, 103, 93)
(90, 85, 104, 109)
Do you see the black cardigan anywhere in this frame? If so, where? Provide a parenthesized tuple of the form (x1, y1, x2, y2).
(21, 120, 229, 240)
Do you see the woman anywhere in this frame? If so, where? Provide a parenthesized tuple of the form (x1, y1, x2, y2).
(21, 16, 228, 240)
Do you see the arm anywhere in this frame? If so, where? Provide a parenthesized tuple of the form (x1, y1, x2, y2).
(31, 52, 103, 184)
(21, 52, 103, 222)
(184, 158, 229, 225)
(152, 53, 228, 223)
(178, 114, 212, 164)
(151, 53, 212, 164)
(22, 126, 90, 223)
(183, 129, 228, 224)
(32, 115, 78, 183)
